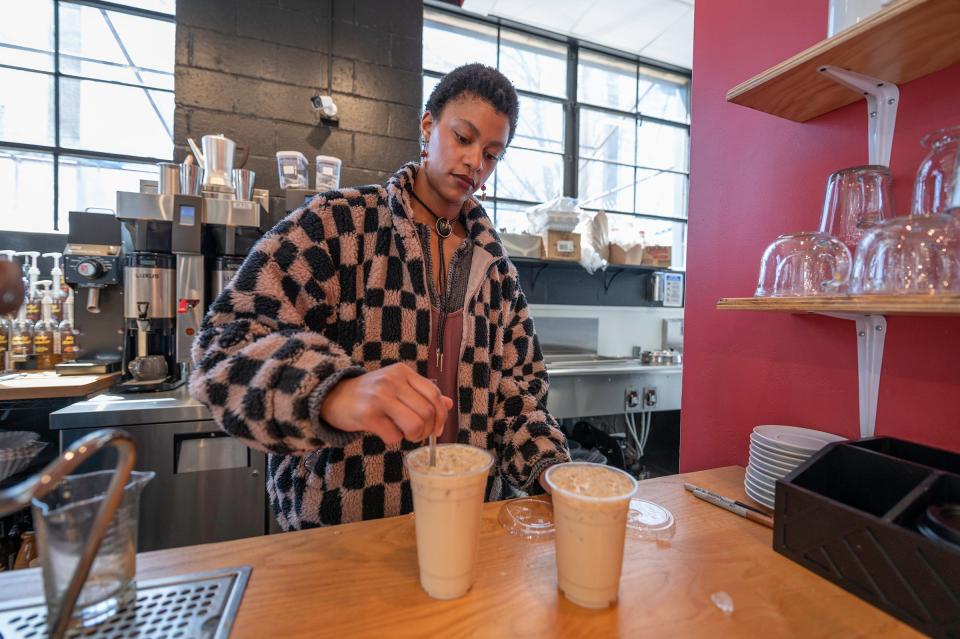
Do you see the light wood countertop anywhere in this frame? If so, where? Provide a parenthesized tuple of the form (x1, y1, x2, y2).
(0, 371, 119, 401)
(0, 466, 920, 638)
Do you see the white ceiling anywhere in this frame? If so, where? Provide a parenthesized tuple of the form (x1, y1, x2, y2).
(460, 0, 694, 70)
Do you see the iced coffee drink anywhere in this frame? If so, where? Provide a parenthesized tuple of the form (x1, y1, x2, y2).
(405, 444, 493, 600)
(544, 462, 637, 608)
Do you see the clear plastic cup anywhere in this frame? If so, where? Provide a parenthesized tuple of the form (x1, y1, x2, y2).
(544, 462, 637, 609)
(404, 444, 493, 600)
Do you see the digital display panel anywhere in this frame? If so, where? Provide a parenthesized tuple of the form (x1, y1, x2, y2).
(179, 205, 196, 226)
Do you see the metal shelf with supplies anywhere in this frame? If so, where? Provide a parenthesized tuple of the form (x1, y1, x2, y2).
(510, 257, 685, 305)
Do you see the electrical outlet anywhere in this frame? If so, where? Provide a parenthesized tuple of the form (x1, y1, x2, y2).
(624, 385, 640, 411)
(643, 386, 658, 407)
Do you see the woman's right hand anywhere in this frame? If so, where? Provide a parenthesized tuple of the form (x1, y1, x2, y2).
(319, 363, 453, 445)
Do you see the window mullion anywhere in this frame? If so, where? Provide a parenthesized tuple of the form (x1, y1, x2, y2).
(564, 44, 577, 199)
(54, 0, 61, 231)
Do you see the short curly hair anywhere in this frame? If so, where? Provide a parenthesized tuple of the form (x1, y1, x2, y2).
(425, 63, 520, 145)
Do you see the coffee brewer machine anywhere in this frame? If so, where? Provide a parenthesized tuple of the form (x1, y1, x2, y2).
(115, 188, 204, 392)
(202, 191, 262, 305)
(115, 137, 263, 391)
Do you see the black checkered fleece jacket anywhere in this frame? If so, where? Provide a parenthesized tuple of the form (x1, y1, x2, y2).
(189, 163, 570, 529)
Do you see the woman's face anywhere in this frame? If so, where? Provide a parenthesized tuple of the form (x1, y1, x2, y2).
(420, 94, 511, 206)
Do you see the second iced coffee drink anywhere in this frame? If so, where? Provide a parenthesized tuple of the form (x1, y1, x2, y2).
(545, 462, 637, 608)
(405, 444, 493, 600)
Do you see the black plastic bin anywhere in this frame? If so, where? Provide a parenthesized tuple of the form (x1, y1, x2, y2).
(774, 436, 960, 638)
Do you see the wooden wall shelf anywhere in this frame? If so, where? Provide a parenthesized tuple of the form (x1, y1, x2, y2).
(726, 0, 960, 122)
(716, 295, 960, 316)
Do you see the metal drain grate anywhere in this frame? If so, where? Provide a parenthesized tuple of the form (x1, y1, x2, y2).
(0, 565, 250, 639)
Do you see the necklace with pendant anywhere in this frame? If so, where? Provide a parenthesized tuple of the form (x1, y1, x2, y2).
(410, 188, 461, 372)
(410, 190, 454, 238)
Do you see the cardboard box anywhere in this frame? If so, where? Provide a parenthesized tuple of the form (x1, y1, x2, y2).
(642, 245, 672, 267)
(608, 244, 645, 266)
(542, 230, 581, 261)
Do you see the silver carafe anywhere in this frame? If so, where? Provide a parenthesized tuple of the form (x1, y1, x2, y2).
(210, 255, 244, 300)
(187, 134, 236, 193)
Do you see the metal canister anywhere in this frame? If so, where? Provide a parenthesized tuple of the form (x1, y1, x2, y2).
(157, 163, 181, 195)
(210, 256, 245, 300)
(180, 163, 204, 196)
(123, 252, 175, 320)
(648, 271, 666, 302)
(201, 134, 236, 191)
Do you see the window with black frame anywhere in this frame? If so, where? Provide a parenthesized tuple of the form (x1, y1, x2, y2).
(422, 7, 690, 270)
(0, 0, 175, 235)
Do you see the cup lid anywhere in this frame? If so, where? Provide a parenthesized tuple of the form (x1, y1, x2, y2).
(497, 498, 555, 539)
(626, 498, 676, 541)
(496, 494, 676, 542)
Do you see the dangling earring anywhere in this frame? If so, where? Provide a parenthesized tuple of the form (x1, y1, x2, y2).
(480, 184, 487, 201)
(419, 147, 428, 158)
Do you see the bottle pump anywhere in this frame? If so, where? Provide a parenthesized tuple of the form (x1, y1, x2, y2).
(42, 252, 66, 322)
(15, 252, 41, 322)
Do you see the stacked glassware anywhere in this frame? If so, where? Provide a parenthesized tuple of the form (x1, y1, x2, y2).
(756, 165, 893, 296)
(850, 126, 960, 294)
(755, 124, 960, 297)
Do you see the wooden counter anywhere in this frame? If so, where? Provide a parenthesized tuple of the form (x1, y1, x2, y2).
(0, 466, 920, 638)
(0, 371, 119, 401)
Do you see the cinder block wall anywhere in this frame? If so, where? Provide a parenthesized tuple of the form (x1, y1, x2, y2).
(174, 0, 423, 199)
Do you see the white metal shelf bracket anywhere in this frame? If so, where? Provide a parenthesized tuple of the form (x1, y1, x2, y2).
(820, 312, 887, 438)
(818, 65, 899, 166)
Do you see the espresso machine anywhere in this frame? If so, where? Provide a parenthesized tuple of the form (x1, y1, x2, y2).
(61, 211, 125, 370)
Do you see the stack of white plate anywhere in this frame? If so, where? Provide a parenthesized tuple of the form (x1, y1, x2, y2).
(0, 431, 47, 482)
(745, 425, 846, 509)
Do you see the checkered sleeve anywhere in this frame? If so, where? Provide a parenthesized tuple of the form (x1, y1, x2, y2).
(494, 274, 570, 494)
(189, 203, 365, 456)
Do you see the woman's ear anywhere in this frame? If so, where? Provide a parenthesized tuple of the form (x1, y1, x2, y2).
(420, 110, 434, 146)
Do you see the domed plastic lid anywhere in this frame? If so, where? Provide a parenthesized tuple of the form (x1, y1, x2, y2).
(497, 495, 676, 542)
(498, 498, 555, 539)
(626, 498, 676, 541)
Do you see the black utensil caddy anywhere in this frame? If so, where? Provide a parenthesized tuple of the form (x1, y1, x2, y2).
(774, 436, 960, 638)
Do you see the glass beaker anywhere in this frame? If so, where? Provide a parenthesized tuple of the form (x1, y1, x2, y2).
(755, 232, 852, 297)
(913, 125, 960, 217)
(32, 470, 154, 629)
(849, 214, 960, 294)
(819, 165, 894, 250)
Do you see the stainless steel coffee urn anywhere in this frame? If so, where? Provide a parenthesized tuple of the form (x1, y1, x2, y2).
(210, 256, 244, 301)
(121, 252, 178, 390)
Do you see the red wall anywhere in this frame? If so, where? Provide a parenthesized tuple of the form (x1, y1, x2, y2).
(681, 0, 960, 471)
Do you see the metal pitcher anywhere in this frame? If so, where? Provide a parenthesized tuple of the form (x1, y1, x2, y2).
(187, 134, 236, 193)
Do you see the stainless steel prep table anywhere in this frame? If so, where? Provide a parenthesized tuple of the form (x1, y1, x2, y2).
(49, 387, 268, 551)
(543, 355, 682, 420)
